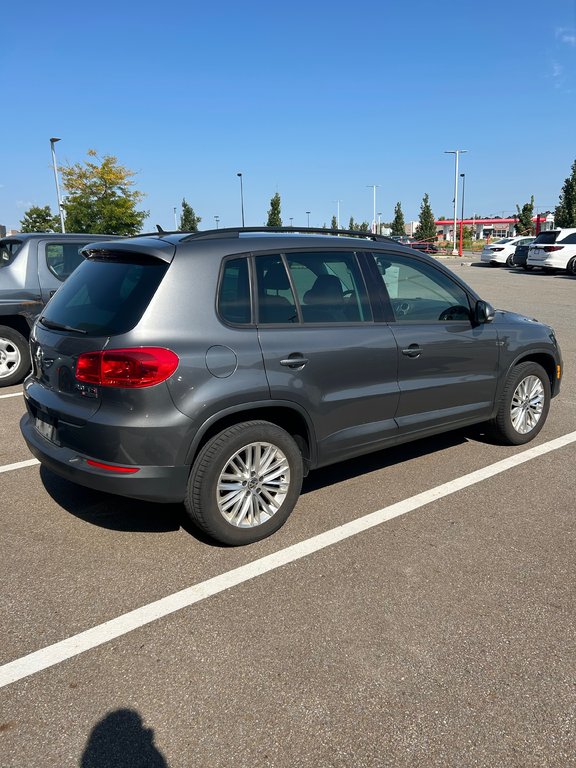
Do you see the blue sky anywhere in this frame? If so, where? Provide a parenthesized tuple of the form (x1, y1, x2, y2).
(1, 0, 575, 232)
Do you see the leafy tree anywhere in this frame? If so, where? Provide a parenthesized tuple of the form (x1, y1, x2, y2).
(357, 221, 370, 232)
(414, 193, 436, 242)
(555, 158, 576, 227)
(267, 192, 282, 227)
(331, 215, 338, 230)
(61, 149, 148, 235)
(514, 195, 535, 235)
(179, 199, 201, 231)
(391, 202, 406, 236)
(20, 205, 61, 233)
(348, 216, 356, 230)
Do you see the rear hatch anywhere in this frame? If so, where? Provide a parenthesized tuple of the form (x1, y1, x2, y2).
(528, 231, 560, 261)
(26, 239, 173, 426)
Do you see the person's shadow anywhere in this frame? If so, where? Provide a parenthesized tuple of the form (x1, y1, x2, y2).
(80, 709, 169, 767)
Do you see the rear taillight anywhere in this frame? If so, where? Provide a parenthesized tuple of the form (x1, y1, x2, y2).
(490, 247, 504, 252)
(76, 348, 179, 388)
(543, 245, 563, 252)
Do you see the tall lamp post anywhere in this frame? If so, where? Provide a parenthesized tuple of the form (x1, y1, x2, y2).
(174, 207, 178, 229)
(236, 172, 245, 227)
(366, 184, 380, 234)
(306, 211, 311, 227)
(50, 137, 65, 233)
(459, 173, 466, 256)
(214, 215, 220, 229)
(333, 199, 342, 229)
(444, 149, 467, 255)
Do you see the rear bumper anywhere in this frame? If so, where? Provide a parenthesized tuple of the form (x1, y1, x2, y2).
(20, 413, 190, 503)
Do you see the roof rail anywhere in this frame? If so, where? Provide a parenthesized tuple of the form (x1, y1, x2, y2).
(179, 226, 396, 242)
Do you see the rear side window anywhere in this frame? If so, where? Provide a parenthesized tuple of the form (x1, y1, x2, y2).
(218, 258, 252, 324)
(45, 242, 88, 280)
(0, 240, 23, 268)
(560, 233, 576, 244)
(41, 257, 168, 335)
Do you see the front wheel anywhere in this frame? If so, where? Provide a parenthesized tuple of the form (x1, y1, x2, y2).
(185, 421, 303, 545)
(488, 362, 551, 445)
(0, 326, 30, 387)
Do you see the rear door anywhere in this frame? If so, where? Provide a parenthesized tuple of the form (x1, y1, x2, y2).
(255, 250, 400, 466)
(371, 251, 499, 433)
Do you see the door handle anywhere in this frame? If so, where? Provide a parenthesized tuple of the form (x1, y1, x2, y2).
(280, 356, 309, 369)
(401, 344, 423, 358)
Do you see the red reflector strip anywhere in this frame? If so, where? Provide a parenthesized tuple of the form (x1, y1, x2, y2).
(86, 460, 140, 474)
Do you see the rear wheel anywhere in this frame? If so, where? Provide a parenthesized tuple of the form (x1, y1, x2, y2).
(506, 254, 515, 267)
(488, 362, 550, 445)
(0, 326, 30, 387)
(567, 257, 576, 276)
(185, 420, 303, 545)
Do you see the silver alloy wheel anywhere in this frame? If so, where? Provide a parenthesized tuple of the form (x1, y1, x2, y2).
(216, 442, 291, 528)
(510, 375, 545, 434)
(0, 337, 21, 379)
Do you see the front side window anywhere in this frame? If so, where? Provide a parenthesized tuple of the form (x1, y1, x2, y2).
(45, 242, 88, 280)
(374, 253, 471, 323)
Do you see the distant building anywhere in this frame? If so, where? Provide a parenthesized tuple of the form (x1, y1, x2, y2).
(435, 213, 555, 242)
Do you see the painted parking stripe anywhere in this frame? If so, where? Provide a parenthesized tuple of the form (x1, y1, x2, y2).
(1, 429, 576, 689)
(0, 458, 39, 474)
(0, 392, 23, 399)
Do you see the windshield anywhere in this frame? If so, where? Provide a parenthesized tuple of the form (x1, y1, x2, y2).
(493, 238, 513, 244)
(0, 239, 23, 268)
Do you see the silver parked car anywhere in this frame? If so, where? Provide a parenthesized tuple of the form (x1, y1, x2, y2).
(21, 227, 562, 545)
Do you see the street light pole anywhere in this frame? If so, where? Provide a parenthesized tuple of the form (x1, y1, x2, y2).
(236, 172, 245, 227)
(459, 173, 466, 256)
(174, 206, 178, 230)
(333, 200, 342, 229)
(366, 185, 380, 234)
(306, 211, 311, 227)
(444, 150, 467, 255)
(214, 215, 220, 229)
(50, 137, 65, 233)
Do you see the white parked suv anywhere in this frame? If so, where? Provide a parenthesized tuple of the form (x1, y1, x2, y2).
(526, 229, 576, 274)
(481, 235, 535, 266)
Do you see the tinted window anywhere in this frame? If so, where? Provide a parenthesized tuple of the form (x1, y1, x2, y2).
(285, 251, 372, 323)
(40, 256, 168, 335)
(218, 258, 251, 324)
(533, 231, 559, 244)
(0, 239, 23, 268)
(560, 233, 576, 244)
(374, 253, 471, 322)
(45, 242, 88, 281)
(255, 255, 298, 324)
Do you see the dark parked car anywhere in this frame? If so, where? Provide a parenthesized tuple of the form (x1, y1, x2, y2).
(407, 241, 439, 254)
(21, 227, 562, 545)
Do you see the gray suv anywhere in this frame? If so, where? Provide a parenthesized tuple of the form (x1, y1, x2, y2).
(20, 228, 563, 545)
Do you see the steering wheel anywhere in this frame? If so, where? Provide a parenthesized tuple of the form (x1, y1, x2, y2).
(438, 305, 469, 321)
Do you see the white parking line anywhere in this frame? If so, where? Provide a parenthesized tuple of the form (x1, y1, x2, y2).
(0, 392, 23, 399)
(1, 429, 576, 689)
(0, 458, 39, 474)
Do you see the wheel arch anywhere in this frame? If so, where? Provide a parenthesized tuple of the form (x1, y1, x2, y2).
(184, 402, 316, 474)
(504, 352, 560, 397)
(0, 315, 31, 339)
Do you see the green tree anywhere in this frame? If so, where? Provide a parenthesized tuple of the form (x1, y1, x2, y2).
(414, 193, 436, 242)
(20, 205, 61, 233)
(514, 195, 535, 235)
(331, 215, 338, 230)
(179, 199, 201, 231)
(348, 216, 356, 230)
(555, 158, 576, 227)
(267, 192, 282, 227)
(391, 202, 406, 236)
(61, 149, 148, 235)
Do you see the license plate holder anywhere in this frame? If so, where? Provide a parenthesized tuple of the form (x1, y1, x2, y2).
(35, 414, 56, 443)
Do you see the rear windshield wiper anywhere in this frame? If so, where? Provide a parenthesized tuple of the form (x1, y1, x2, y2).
(39, 317, 87, 334)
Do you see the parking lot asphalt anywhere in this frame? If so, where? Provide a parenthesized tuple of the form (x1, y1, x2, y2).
(1, 261, 575, 767)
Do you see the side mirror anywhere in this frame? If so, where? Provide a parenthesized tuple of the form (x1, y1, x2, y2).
(475, 300, 495, 324)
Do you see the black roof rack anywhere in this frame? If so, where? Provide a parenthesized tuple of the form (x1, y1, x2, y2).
(177, 226, 396, 243)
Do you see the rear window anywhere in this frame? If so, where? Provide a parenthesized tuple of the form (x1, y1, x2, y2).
(532, 231, 559, 245)
(40, 256, 168, 336)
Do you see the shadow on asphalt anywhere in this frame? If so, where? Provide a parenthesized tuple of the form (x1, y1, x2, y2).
(40, 427, 485, 540)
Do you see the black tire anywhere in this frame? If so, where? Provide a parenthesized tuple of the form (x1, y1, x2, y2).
(567, 257, 576, 276)
(488, 362, 551, 445)
(0, 326, 30, 387)
(506, 254, 515, 267)
(185, 420, 303, 545)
